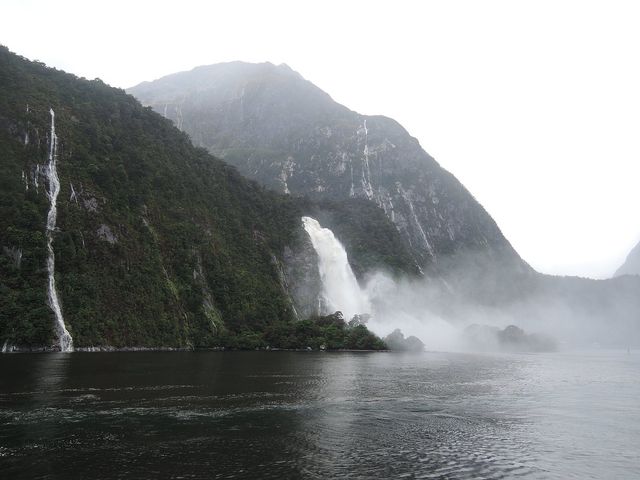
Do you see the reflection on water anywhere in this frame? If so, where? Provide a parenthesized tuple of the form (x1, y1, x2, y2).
(0, 351, 639, 479)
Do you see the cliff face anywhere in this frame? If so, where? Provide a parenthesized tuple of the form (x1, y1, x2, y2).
(129, 62, 528, 274)
(615, 240, 640, 277)
(281, 229, 322, 320)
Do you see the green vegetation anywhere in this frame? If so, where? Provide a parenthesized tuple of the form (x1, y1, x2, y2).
(0, 46, 389, 351)
(0, 46, 302, 348)
(261, 312, 386, 350)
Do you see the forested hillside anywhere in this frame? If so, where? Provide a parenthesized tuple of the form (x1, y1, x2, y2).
(0, 46, 308, 349)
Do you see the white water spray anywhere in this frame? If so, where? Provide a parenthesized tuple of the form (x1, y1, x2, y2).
(45, 108, 73, 352)
(301, 216, 462, 351)
(360, 120, 374, 200)
(302, 217, 370, 321)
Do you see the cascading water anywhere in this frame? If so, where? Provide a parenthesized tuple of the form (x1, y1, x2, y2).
(301, 217, 460, 350)
(45, 108, 73, 352)
(301, 217, 370, 321)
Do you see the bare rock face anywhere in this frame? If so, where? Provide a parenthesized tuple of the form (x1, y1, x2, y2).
(128, 62, 528, 274)
(615, 240, 640, 277)
(282, 229, 322, 319)
(96, 224, 117, 244)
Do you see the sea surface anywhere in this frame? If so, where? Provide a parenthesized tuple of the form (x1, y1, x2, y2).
(0, 350, 638, 479)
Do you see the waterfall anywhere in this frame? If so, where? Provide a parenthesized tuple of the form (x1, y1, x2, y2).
(45, 108, 73, 352)
(301, 217, 370, 321)
(301, 217, 458, 350)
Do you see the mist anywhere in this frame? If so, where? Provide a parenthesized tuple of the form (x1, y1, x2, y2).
(304, 216, 640, 352)
(364, 266, 639, 353)
(363, 272, 462, 352)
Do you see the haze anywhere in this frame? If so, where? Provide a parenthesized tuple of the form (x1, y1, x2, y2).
(2, 0, 639, 278)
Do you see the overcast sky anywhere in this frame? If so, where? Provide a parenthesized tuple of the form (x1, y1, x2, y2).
(3, 0, 639, 278)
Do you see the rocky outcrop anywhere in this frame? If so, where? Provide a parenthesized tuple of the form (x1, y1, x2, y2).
(96, 224, 117, 244)
(383, 329, 425, 352)
(282, 228, 322, 319)
(463, 324, 557, 352)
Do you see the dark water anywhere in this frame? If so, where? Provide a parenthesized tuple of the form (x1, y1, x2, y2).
(0, 351, 638, 479)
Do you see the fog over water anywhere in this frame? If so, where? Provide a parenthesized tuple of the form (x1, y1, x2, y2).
(304, 216, 639, 352)
(365, 268, 640, 352)
(364, 272, 464, 351)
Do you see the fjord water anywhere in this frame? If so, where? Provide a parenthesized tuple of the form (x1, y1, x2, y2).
(1, 351, 638, 479)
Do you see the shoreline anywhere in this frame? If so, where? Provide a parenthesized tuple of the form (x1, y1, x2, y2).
(0, 345, 389, 354)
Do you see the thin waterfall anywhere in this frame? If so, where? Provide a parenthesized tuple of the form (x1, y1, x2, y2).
(45, 108, 73, 352)
(301, 216, 370, 321)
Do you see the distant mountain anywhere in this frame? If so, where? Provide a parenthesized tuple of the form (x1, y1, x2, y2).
(127, 62, 640, 348)
(615, 240, 640, 277)
(129, 62, 528, 275)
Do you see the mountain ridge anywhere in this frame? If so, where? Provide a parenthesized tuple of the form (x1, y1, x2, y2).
(128, 61, 528, 275)
(615, 239, 640, 277)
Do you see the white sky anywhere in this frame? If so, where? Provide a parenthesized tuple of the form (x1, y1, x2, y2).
(2, 0, 639, 278)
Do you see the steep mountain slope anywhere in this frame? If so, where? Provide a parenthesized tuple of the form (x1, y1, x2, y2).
(128, 63, 640, 348)
(615, 239, 640, 277)
(129, 62, 528, 274)
(0, 47, 320, 349)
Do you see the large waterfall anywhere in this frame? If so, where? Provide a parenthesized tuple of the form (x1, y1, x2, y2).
(45, 108, 73, 352)
(301, 217, 370, 321)
(301, 216, 461, 351)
